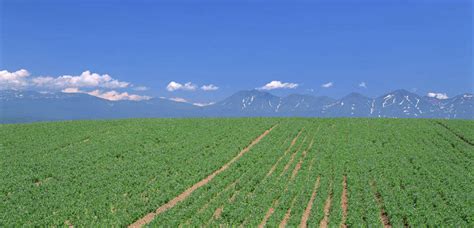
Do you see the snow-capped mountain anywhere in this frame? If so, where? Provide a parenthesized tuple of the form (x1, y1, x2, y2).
(0, 89, 472, 123)
(212, 89, 472, 119)
(323, 92, 373, 117)
(210, 90, 336, 116)
(372, 89, 435, 118)
(278, 94, 335, 115)
(211, 90, 281, 115)
(438, 93, 474, 119)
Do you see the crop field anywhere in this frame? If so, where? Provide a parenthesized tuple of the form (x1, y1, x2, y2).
(1, 118, 473, 226)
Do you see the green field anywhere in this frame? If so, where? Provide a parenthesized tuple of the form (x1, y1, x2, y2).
(1, 118, 473, 226)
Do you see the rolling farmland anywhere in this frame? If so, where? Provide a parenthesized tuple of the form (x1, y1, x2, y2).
(0, 118, 473, 226)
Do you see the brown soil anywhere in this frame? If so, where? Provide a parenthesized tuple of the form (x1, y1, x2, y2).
(291, 139, 314, 180)
(64, 220, 73, 228)
(198, 180, 237, 213)
(280, 136, 307, 177)
(375, 193, 392, 228)
(340, 176, 348, 228)
(291, 161, 302, 180)
(266, 129, 304, 177)
(34, 177, 53, 187)
(299, 176, 321, 228)
(259, 200, 279, 228)
(279, 208, 292, 228)
(229, 191, 238, 203)
(319, 187, 333, 228)
(213, 206, 223, 219)
(279, 197, 297, 228)
(128, 125, 277, 228)
(370, 181, 392, 228)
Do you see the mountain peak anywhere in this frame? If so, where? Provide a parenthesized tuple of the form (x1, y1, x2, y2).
(2, 89, 472, 123)
(234, 89, 272, 97)
(343, 92, 369, 99)
(389, 89, 413, 95)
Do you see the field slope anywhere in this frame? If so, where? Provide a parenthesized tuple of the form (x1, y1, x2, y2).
(0, 118, 472, 226)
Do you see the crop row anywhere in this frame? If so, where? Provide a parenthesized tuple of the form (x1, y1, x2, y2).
(148, 118, 473, 226)
(0, 118, 277, 226)
(1, 118, 472, 226)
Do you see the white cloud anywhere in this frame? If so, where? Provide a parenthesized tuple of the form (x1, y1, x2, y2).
(259, 81, 298, 90)
(321, 82, 333, 88)
(166, 81, 197, 91)
(89, 90, 150, 101)
(61, 87, 82, 93)
(201, 84, 219, 91)
(193, 102, 215, 107)
(32, 70, 129, 89)
(133, 86, 148, 91)
(159, 96, 214, 106)
(427, 92, 449, 100)
(359, 82, 367, 88)
(0, 69, 30, 89)
(61, 87, 150, 101)
(1, 69, 153, 101)
(168, 97, 188, 103)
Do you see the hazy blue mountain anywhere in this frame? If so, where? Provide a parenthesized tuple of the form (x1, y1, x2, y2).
(372, 89, 436, 118)
(437, 93, 473, 119)
(278, 94, 335, 116)
(0, 90, 198, 123)
(208, 90, 335, 117)
(0, 89, 472, 123)
(322, 92, 373, 117)
(209, 90, 281, 116)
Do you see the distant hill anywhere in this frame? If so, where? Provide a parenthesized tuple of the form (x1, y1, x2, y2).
(1, 89, 472, 123)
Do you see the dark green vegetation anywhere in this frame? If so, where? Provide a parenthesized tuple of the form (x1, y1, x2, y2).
(1, 118, 473, 226)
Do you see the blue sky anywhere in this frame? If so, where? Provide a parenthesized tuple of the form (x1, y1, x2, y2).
(1, 0, 472, 103)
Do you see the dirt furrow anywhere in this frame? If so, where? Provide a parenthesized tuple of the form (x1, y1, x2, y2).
(436, 121, 474, 146)
(291, 138, 314, 180)
(319, 185, 333, 228)
(259, 200, 279, 228)
(267, 129, 304, 177)
(279, 197, 297, 228)
(370, 181, 392, 228)
(340, 176, 348, 228)
(299, 176, 321, 228)
(197, 179, 237, 213)
(128, 125, 278, 228)
(195, 136, 291, 221)
(213, 206, 223, 219)
(280, 136, 307, 177)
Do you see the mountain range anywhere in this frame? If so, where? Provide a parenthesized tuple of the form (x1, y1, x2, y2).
(1, 89, 472, 123)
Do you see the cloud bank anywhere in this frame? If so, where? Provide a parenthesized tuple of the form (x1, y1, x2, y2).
(0, 69, 30, 89)
(0, 69, 151, 101)
(33, 70, 129, 89)
(62, 88, 150, 101)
